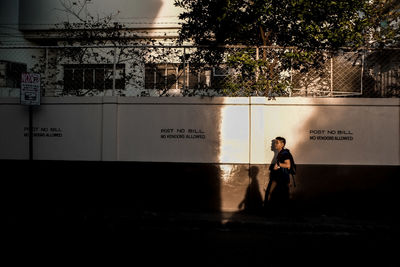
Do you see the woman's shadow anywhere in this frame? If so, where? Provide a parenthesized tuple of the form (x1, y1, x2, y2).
(237, 166, 263, 214)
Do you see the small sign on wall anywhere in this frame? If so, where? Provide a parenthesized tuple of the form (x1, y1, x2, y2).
(20, 73, 40, 106)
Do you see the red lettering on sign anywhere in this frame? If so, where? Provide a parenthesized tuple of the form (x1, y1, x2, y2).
(21, 73, 40, 84)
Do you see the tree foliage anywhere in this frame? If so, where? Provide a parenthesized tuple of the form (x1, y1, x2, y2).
(175, 0, 400, 96)
(176, 0, 399, 49)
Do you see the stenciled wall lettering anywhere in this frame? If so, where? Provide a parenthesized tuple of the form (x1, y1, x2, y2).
(24, 127, 63, 138)
(160, 128, 206, 140)
(309, 129, 354, 141)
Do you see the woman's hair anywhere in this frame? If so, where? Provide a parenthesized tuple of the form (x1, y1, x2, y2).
(275, 136, 286, 146)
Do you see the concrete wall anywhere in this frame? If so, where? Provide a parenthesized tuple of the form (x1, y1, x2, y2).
(1, 97, 398, 164)
(1, 97, 399, 212)
(0, 0, 34, 45)
(18, 0, 182, 30)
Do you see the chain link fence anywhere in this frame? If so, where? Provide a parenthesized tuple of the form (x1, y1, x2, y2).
(0, 45, 399, 97)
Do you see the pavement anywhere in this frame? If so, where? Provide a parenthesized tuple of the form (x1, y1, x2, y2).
(5, 209, 399, 266)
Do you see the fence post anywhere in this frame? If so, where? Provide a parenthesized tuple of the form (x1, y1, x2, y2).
(255, 47, 259, 82)
(361, 50, 364, 96)
(29, 105, 33, 161)
(183, 47, 186, 91)
(289, 48, 293, 97)
(112, 46, 117, 96)
(330, 56, 333, 96)
(44, 47, 48, 96)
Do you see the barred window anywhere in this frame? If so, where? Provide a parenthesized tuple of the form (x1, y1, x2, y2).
(0, 61, 27, 88)
(189, 68, 212, 89)
(145, 63, 222, 90)
(144, 63, 184, 90)
(63, 64, 125, 93)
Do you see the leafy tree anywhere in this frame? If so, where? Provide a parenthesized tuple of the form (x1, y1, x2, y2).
(175, 0, 399, 96)
(365, 0, 400, 48)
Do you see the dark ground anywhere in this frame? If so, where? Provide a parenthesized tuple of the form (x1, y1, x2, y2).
(5, 208, 399, 267)
(3, 160, 399, 266)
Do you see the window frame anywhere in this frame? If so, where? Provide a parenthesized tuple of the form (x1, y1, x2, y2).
(63, 64, 125, 94)
(145, 63, 227, 90)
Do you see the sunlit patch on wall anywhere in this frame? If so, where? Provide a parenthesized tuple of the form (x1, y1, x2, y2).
(218, 100, 250, 164)
(219, 164, 239, 183)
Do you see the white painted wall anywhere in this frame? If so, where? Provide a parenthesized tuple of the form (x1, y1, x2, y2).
(18, 0, 182, 30)
(118, 98, 221, 163)
(0, 97, 103, 160)
(0, 97, 398, 166)
(0, 0, 31, 45)
(251, 98, 400, 165)
(1, 0, 182, 45)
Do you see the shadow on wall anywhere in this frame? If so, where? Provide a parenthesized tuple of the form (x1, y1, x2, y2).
(60, 161, 222, 213)
(237, 166, 263, 213)
(3, 100, 224, 227)
(3, 160, 222, 228)
(234, 141, 278, 215)
(117, 99, 225, 211)
(131, 162, 222, 212)
(290, 102, 399, 218)
(18, 0, 164, 29)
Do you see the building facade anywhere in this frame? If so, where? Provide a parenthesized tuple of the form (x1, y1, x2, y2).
(2, 0, 399, 98)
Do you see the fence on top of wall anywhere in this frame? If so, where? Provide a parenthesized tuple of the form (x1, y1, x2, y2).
(1, 45, 399, 98)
